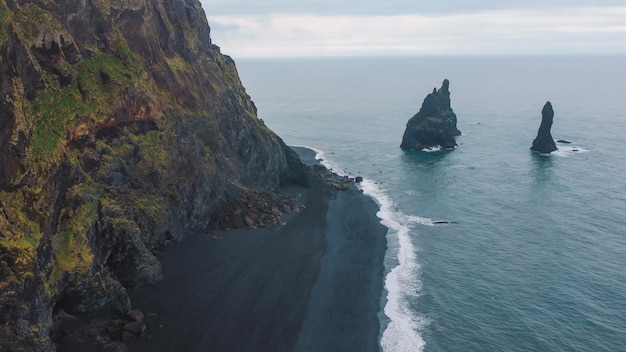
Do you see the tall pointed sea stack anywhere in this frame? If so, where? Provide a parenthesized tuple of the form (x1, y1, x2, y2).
(400, 79, 461, 150)
(530, 102, 558, 153)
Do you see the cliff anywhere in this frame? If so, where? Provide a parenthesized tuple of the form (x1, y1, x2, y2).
(400, 79, 461, 150)
(0, 0, 307, 350)
(530, 101, 558, 153)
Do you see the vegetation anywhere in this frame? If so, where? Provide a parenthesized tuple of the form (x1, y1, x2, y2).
(28, 45, 144, 162)
(0, 0, 9, 46)
(12, 3, 56, 41)
(48, 192, 97, 289)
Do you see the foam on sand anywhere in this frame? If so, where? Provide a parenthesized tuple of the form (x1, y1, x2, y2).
(360, 179, 428, 352)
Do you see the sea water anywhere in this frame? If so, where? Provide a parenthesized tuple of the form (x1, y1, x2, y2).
(235, 56, 626, 352)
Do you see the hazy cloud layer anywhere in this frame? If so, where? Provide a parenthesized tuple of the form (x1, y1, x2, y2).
(199, 1, 626, 57)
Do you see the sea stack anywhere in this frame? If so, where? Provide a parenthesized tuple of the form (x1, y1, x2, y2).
(530, 102, 558, 153)
(400, 79, 461, 150)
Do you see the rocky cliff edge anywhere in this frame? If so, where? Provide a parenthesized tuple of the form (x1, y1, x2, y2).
(0, 1, 307, 350)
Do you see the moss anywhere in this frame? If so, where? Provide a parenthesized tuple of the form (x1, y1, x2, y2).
(28, 50, 146, 162)
(12, 3, 56, 41)
(0, 236, 39, 255)
(0, 189, 44, 239)
(110, 36, 143, 74)
(29, 88, 87, 160)
(0, 0, 9, 46)
(7, 78, 33, 147)
(48, 198, 97, 289)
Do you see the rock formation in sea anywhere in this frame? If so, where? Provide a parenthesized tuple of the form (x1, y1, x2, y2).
(0, 0, 308, 350)
(530, 102, 558, 153)
(400, 79, 461, 150)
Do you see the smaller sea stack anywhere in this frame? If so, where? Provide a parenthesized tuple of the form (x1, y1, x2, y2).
(530, 102, 558, 153)
(400, 79, 461, 150)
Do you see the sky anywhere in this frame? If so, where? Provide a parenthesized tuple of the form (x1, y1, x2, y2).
(199, 0, 626, 58)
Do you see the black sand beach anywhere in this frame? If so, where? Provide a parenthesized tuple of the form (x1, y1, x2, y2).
(127, 147, 387, 351)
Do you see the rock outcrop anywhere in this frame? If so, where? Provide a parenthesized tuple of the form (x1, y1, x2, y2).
(530, 102, 558, 153)
(0, 0, 308, 350)
(400, 79, 461, 150)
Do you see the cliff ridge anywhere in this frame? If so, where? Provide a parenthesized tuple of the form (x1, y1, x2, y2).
(0, 0, 307, 350)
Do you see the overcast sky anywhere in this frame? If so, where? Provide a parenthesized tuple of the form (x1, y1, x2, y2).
(199, 1, 626, 57)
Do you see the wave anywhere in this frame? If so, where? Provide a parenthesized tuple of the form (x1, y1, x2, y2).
(304, 145, 429, 352)
(360, 179, 428, 352)
(553, 145, 589, 157)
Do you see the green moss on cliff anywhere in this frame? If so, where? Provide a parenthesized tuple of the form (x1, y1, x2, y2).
(0, 188, 44, 239)
(28, 49, 145, 161)
(0, 0, 9, 46)
(48, 194, 96, 289)
(12, 3, 56, 41)
(30, 88, 86, 160)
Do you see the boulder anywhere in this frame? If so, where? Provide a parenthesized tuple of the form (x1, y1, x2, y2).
(530, 102, 558, 153)
(123, 321, 146, 336)
(126, 310, 144, 322)
(401, 79, 461, 150)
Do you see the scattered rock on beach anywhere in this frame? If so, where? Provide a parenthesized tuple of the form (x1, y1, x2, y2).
(126, 310, 144, 322)
(331, 181, 350, 190)
(123, 320, 146, 336)
(102, 342, 128, 352)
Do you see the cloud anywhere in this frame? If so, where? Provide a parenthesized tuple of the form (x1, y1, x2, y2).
(206, 7, 626, 57)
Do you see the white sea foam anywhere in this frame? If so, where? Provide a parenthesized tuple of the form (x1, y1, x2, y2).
(422, 145, 442, 153)
(360, 179, 428, 352)
(299, 146, 428, 352)
(553, 145, 589, 157)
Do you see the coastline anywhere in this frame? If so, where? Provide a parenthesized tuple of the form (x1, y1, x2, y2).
(126, 146, 388, 351)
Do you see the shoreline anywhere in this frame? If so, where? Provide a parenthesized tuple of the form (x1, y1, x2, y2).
(126, 146, 388, 351)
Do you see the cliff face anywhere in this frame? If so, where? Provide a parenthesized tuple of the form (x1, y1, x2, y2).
(400, 79, 461, 150)
(0, 0, 307, 350)
(530, 101, 558, 153)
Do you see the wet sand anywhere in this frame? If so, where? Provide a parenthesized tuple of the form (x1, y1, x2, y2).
(128, 147, 387, 351)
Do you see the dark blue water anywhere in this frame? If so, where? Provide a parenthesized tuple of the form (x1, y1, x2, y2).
(235, 56, 626, 352)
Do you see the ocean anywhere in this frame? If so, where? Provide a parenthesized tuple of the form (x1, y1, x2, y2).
(234, 56, 626, 352)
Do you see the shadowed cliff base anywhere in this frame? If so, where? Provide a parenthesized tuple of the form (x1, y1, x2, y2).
(113, 147, 388, 352)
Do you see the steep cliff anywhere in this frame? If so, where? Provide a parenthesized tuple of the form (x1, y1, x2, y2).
(400, 79, 461, 150)
(0, 0, 307, 350)
(530, 101, 558, 153)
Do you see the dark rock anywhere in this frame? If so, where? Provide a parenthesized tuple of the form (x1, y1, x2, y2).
(126, 310, 144, 322)
(355, 176, 363, 183)
(122, 330, 135, 342)
(530, 102, 558, 153)
(401, 79, 461, 150)
(123, 321, 146, 336)
(331, 181, 350, 190)
(102, 342, 129, 352)
(557, 139, 571, 144)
